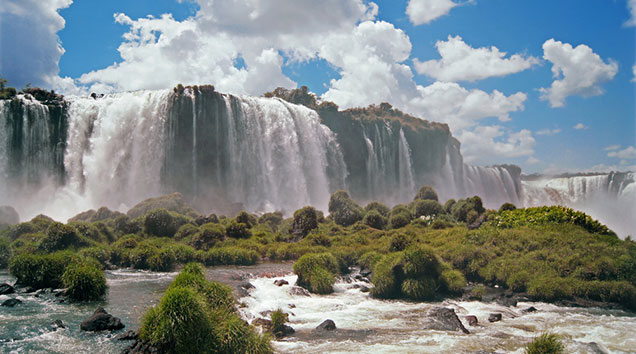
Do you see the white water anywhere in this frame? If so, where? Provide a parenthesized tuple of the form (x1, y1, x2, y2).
(241, 274, 636, 353)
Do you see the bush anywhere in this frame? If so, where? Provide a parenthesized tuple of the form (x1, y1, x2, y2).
(371, 253, 404, 299)
(443, 199, 456, 214)
(226, 221, 252, 239)
(79, 247, 111, 268)
(389, 233, 411, 252)
(167, 244, 197, 264)
(175, 224, 199, 241)
(62, 263, 107, 301)
(144, 209, 189, 237)
(0, 237, 10, 268)
(439, 269, 466, 294)
(414, 185, 438, 201)
(328, 191, 364, 226)
(293, 253, 339, 294)
(524, 333, 565, 354)
(270, 309, 287, 338)
(292, 206, 319, 237)
(451, 196, 485, 222)
(499, 202, 517, 212)
(413, 200, 444, 218)
(236, 211, 257, 228)
(258, 212, 284, 230)
(9, 252, 81, 289)
(389, 212, 412, 229)
(364, 202, 390, 217)
(363, 210, 387, 230)
(148, 248, 177, 271)
(203, 247, 259, 266)
(39, 222, 83, 252)
(190, 223, 225, 250)
(401, 277, 436, 300)
(358, 251, 383, 270)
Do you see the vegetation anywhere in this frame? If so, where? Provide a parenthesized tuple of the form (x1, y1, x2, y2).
(62, 263, 107, 301)
(139, 263, 271, 354)
(2, 185, 635, 311)
(524, 333, 565, 354)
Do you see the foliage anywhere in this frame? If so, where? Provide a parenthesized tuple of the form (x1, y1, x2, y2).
(144, 208, 189, 238)
(293, 253, 339, 294)
(9, 251, 81, 289)
(292, 206, 319, 237)
(414, 185, 438, 201)
(190, 223, 225, 250)
(451, 196, 485, 222)
(364, 202, 390, 217)
(492, 206, 616, 236)
(499, 202, 517, 212)
(225, 221, 252, 239)
(62, 263, 107, 301)
(270, 309, 288, 338)
(328, 191, 364, 227)
(363, 210, 387, 230)
(412, 200, 444, 218)
(389, 211, 412, 229)
(38, 222, 85, 252)
(524, 333, 565, 354)
(0, 237, 10, 268)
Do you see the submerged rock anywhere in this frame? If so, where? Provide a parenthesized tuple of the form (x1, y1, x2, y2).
(424, 307, 469, 334)
(522, 306, 537, 313)
(0, 283, 15, 295)
(274, 279, 289, 286)
(315, 319, 337, 331)
(289, 286, 311, 297)
(465, 315, 478, 326)
(52, 319, 66, 329)
(80, 307, 125, 332)
(488, 313, 502, 323)
(1, 298, 22, 307)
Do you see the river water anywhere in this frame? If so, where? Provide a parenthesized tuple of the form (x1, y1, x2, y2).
(1, 265, 635, 353)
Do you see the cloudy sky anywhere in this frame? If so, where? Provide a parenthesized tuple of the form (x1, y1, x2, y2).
(1, 0, 635, 173)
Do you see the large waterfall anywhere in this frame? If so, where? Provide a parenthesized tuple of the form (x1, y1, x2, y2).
(0, 88, 633, 237)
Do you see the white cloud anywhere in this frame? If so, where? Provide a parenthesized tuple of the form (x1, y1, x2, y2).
(626, 0, 636, 27)
(457, 125, 535, 164)
(539, 39, 618, 108)
(604, 144, 621, 151)
(0, 0, 79, 92)
(573, 123, 588, 130)
(406, 0, 459, 26)
(413, 35, 538, 82)
(608, 146, 636, 159)
(526, 156, 540, 165)
(632, 64, 636, 83)
(536, 127, 561, 136)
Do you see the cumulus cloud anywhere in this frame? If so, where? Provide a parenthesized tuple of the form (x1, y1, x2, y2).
(406, 0, 459, 25)
(413, 35, 538, 82)
(536, 127, 561, 136)
(632, 64, 636, 82)
(604, 144, 621, 151)
(573, 123, 588, 130)
(539, 39, 618, 108)
(457, 125, 536, 164)
(0, 0, 79, 92)
(608, 146, 636, 159)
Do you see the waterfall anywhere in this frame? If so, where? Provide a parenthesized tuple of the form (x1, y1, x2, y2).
(398, 128, 415, 202)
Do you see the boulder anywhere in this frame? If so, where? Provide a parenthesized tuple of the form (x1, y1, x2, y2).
(276, 324, 295, 337)
(425, 307, 470, 334)
(237, 281, 255, 297)
(522, 306, 537, 313)
(0, 206, 19, 226)
(315, 319, 336, 331)
(274, 279, 289, 287)
(465, 315, 478, 326)
(52, 319, 66, 329)
(0, 283, 15, 295)
(289, 286, 311, 297)
(114, 330, 139, 341)
(1, 298, 22, 307)
(80, 307, 125, 332)
(122, 339, 161, 354)
(488, 313, 502, 323)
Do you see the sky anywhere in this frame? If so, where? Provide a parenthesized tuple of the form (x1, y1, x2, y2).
(0, 0, 635, 174)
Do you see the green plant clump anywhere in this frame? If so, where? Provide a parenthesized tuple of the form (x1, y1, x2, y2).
(292, 253, 339, 294)
(524, 333, 565, 354)
(62, 263, 107, 301)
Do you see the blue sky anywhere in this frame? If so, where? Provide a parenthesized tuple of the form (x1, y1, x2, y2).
(1, 0, 635, 174)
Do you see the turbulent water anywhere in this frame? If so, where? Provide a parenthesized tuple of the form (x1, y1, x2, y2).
(0, 91, 634, 236)
(3, 266, 635, 353)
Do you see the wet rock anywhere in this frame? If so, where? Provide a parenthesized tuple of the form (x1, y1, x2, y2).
(315, 319, 336, 331)
(275, 324, 295, 337)
(522, 306, 537, 313)
(52, 319, 66, 329)
(585, 342, 609, 354)
(114, 330, 139, 341)
(1, 298, 22, 307)
(122, 339, 161, 354)
(424, 307, 470, 334)
(465, 315, 478, 326)
(360, 268, 372, 278)
(260, 310, 273, 318)
(274, 279, 289, 286)
(488, 313, 502, 323)
(289, 286, 311, 297)
(252, 318, 273, 331)
(289, 304, 296, 309)
(53, 288, 66, 297)
(80, 307, 125, 332)
(359, 285, 370, 293)
(237, 281, 255, 297)
(0, 283, 15, 295)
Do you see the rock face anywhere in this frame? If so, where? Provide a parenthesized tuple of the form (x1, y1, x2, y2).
(0, 283, 15, 295)
(1, 298, 22, 307)
(80, 307, 125, 332)
(488, 313, 502, 323)
(425, 307, 470, 334)
(0, 206, 19, 226)
(316, 319, 337, 331)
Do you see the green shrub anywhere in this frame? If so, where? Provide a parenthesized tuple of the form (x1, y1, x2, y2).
(0, 237, 10, 268)
(443, 199, 456, 214)
(9, 252, 81, 289)
(528, 277, 573, 302)
(492, 206, 615, 236)
(190, 223, 225, 250)
(328, 191, 364, 226)
(524, 333, 565, 354)
(175, 223, 199, 241)
(401, 277, 436, 300)
(451, 196, 485, 222)
(226, 221, 252, 239)
(236, 211, 257, 228)
(143, 209, 189, 237)
(414, 185, 438, 201)
(270, 309, 287, 338)
(440, 269, 466, 294)
(499, 202, 517, 212)
(148, 248, 177, 271)
(258, 212, 284, 231)
(402, 246, 440, 278)
(389, 233, 411, 252)
(358, 251, 383, 270)
(293, 253, 339, 294)
(389, 212, 412, 229)
(79, 247, 111, 268)
(292, 206, 319, 237)
(413, 200, 444, 218)
(371, 253, 404, 299)
(364, 202, 390, 217)
(363, 210, 387, 230)
(62, 263, 107, 301)
(203, 247, 259, 266)
(39, 222, 84, 252)
(167, 244, 197, 264)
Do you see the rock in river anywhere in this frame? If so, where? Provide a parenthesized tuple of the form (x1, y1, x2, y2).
(80, 307, 125, 332)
